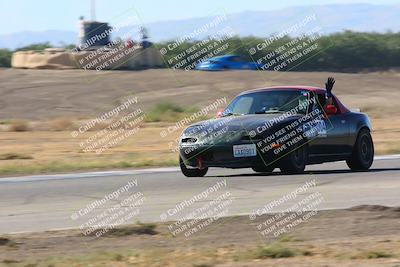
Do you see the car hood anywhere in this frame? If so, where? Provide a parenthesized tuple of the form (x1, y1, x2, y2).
(192, 114, 297, 128)
(182, 114, 300, 144)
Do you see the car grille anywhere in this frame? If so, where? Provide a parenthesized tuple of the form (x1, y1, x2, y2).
(181, 137, 197, 143)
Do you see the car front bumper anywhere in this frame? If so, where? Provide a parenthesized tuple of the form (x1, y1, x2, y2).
(179, 143, 277, 169)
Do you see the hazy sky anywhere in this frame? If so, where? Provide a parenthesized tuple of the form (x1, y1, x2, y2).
(1, 0, 400, 34)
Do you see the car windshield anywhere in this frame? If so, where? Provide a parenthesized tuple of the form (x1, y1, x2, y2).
(223, 90, 311, 116)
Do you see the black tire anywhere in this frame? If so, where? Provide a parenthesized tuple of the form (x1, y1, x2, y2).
(179, 156, 208, 177)
(279, 144, 308, 174)
(252, 165, 275, 173)
(346, 129, 374, 171)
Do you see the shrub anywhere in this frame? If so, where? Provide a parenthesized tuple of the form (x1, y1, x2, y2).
(354, 250, 392, 259)
(8, 120, 29, 132)
(0, 153, 33, 160)
(254, 244, 295, 259)
(145, 102, 197, 122)
(0, 49, 12, 68)
(15, 42, 52, 52)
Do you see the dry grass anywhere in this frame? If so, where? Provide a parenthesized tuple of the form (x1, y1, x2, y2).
(46, 118, 74, 131)
(0, 116, 398, 175)
(2, 209, 400, 267)
(1, 240, 397, 267)
(0, 126, 180, 175)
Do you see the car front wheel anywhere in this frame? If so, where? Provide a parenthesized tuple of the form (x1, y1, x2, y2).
(252, 165, 275, 173)
(279, 144, 307, 174)
(346, 129, 374, 171)
(179, 156, 208, 177)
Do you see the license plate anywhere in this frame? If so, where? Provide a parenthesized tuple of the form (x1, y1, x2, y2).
(233, 144, 257, 158)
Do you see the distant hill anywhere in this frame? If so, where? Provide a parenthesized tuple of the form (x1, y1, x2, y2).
(0, 30, 77, 50)
(1, 3, 399, 50)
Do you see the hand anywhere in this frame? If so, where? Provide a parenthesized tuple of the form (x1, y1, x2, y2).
(325, 77, 335, 98)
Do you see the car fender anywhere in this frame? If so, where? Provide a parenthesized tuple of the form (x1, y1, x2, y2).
(348, 112, 372, 147)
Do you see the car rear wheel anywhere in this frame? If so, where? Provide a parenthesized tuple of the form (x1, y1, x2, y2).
(279, 144, 307, 174)
(346, 129, 374, 171)
(179, 156, 208, 177)
(252, 165, 275, 173)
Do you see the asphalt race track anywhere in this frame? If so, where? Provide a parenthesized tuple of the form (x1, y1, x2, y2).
(1, 155, 400, 234)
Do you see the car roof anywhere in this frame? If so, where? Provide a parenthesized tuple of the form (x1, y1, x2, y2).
(240, 86, 326, 95)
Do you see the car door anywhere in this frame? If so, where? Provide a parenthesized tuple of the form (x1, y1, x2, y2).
(227, 56, 249, 69)
(308, 93, 350, 160)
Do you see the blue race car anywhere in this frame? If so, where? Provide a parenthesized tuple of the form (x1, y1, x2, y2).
(195, 55, 259, 71)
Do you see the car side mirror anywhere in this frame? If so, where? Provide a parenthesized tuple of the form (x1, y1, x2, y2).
(216, 109, 224, 118)
(324, 105, 338, 116)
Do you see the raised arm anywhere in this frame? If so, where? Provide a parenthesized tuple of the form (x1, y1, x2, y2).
(325, 77, 335, 106)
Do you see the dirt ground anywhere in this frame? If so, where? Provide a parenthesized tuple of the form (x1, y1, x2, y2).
(0, 206, 399, 266)
(0, 68, 399, 120)
(0, 68, 399, 175)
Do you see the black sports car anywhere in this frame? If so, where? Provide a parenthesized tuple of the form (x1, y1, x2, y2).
(178, 86, 374, 177)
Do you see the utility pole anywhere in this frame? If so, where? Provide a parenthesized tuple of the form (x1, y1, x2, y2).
(91, 0, 96, 21)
